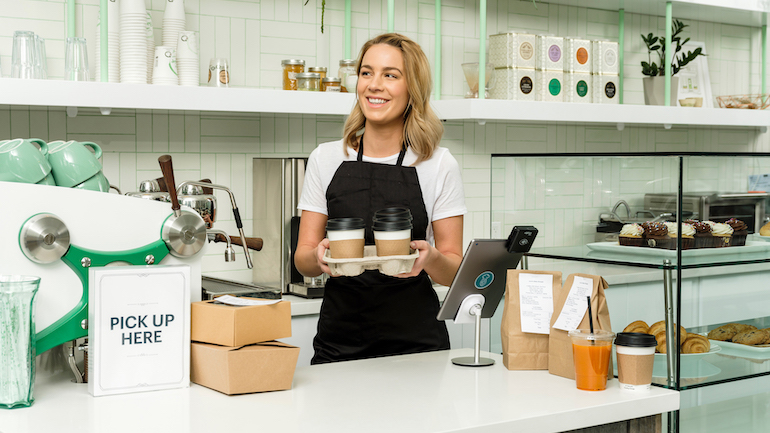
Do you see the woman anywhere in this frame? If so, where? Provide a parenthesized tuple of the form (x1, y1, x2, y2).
(295, 33, 467, 364)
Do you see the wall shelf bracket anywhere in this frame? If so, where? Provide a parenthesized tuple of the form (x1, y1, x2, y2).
(616, 123, 625, 131)
(66, 106, 78, 118)
(100, 107, 112, 116)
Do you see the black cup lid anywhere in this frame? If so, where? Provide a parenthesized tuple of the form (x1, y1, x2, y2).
(372, 218, 412, 231)
(615, 332, 657, 347)
(326, 217, 365, 231)
(374, 207, 412, 220)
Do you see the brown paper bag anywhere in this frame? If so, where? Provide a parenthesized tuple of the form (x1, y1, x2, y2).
(548, 273, 613, 380)
(501, 270, 562, 370)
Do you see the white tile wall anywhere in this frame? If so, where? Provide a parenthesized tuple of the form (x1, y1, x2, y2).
(1, 0, 769, 281)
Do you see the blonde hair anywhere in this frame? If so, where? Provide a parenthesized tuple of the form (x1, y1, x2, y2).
(342, 33, 443, 163)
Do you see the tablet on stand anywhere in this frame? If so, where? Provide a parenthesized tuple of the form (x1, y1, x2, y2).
(437, 226, 538, 367)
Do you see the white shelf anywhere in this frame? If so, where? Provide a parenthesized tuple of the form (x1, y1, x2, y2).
(535, 0, 769, 27)
(0, 78, 357, 116)
(432, 99, 770, 130)
(1, 79, 767, 130)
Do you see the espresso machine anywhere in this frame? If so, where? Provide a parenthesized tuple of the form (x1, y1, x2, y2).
(252, 157, 326, 298)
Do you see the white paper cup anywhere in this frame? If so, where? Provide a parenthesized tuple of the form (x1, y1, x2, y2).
(615, 332, 657, 392)
(153, 46, 178, 84)
(163, 0, 187, 20)
(208, 58, 230, 87)
(177, 31, 198, 60)
(326, 218, 366, 259)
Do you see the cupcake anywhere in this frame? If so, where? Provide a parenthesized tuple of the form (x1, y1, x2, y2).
(709, 221, 734, 247)
(618, 223, 645, 246)
(664, 222, 695, 250)
(642, 221, 670, 248)
(725, 218, 748, 246)
(692, 222, 714, 248)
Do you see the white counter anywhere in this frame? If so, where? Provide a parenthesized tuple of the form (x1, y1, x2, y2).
(285, 285, 449, 317)
(0, 349, 678, 433)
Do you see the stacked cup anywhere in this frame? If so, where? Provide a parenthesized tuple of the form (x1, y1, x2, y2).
(152, 46, 178, 85)
(46, 140, 110, 192)
(0, 139, 54, 186)
(176, 31, 198, 86)
(11, 31, 41, 79)
(372, 207, 414, 256)
(64, 37, 90, 81)
(146, 11, 155, 84)
(162, 0, 186, 47)
(94, 0, 120, 83)
(119, 0, 149, 83)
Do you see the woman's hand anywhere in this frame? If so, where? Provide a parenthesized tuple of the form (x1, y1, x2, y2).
(393, 240, 433, 279)
(315, 238, 337, 276)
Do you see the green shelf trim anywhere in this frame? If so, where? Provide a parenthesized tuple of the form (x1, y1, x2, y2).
(67, 0, 75, 39)
(100, 0, 108, 82)
(478, 0, 487, 100)
(664, 2, 673, 106)
(435, 0, 442, 100)
(35, 240, 169, 355)
(345, 0, 352, 60)
(619, 9, 625, 105)
(763, 25, 767, 96)
(388, 0, 395, 33)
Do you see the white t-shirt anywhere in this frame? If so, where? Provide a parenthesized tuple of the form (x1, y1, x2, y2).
(297, 139, 467, 244)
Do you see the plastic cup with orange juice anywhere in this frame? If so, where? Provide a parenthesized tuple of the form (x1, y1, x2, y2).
(568, 329, 615, 391)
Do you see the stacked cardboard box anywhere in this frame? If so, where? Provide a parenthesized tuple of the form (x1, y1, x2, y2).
(190, 298, 299, 395)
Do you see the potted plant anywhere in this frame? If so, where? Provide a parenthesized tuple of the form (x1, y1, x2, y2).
(641, 19, 705, 106)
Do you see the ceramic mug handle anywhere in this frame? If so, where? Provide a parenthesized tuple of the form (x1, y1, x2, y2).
(29, 138, 48, 156)
(80, 141, 103, 159)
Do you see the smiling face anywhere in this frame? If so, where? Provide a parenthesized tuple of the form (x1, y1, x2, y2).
(357, 44, 410, 130)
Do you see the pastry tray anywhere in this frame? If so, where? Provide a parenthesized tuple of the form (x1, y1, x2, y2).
(586, 241, 770, 257)
(324, 245, 419, 277)
(707, 339, 770, 360)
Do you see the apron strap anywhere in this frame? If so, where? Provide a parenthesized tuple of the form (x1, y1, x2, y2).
(356, 134, 407, 167)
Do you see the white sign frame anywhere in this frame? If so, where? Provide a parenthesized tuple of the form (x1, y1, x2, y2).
(88, 265, 191, 397)
(676, 41, 713, 108)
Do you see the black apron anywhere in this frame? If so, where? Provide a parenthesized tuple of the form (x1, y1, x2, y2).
(311, 140, 450, 364)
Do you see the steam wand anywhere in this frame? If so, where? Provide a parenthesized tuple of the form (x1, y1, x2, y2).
(177, 180, 253, 269)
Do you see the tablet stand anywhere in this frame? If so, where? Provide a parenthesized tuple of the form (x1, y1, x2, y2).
(451, 294, 494, 367)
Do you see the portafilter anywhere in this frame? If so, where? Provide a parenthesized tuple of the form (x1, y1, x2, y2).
(158, 155, 208, 258)
(176, 180, 253, 269)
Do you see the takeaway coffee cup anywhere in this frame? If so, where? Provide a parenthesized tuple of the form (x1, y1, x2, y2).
(615, 332, 658, 391)
(326, 218, 366, 259)
(373, 207, 413, 222)
(568, 329, 615, 391)
(373, 217, 413, 257)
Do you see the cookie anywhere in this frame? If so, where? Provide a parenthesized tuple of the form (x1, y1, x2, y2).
(707, 324, 739, 341)
(734, 324, 757, 333)
(732, 329, 769, 346)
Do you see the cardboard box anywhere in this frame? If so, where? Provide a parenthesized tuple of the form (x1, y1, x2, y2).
(191, 299, 291, 347)
(190, 341, 300, 395)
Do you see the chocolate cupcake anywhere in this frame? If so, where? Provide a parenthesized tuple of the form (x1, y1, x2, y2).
(709, 221, 733, 247)
(692, 221, 715, 248)
(619, 223, 645, 246)
(642, 221, 670, 248)
(725, 218, 748, 246)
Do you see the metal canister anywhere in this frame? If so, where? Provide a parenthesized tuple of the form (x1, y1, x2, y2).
(177, 184, 217, 228)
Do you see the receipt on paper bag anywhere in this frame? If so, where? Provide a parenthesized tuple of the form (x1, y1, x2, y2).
(552, 275, 593, 331)
(518, 273, 554, 334)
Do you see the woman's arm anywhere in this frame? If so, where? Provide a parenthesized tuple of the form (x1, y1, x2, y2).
(294, 210, 333, 277)
(395, 215, 464, 286)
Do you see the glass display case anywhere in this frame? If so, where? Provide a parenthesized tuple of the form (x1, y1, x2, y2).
(490, 152, 770, 433)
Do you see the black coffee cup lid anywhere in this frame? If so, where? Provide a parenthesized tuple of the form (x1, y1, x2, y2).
(615, 332, 657, 347)
(372, 218, 412, 231)
(374, 207, 412, 220)
(326, 217, 365, 231)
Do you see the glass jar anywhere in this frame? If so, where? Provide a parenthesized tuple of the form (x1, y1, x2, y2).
(338, 59, 357, 93)
(281, 59, 305, 90)
(0, 275, 40, 409)
(308, 66, 327, 82)
(322, 77, 342, 92)
(296, 72, 321, 91)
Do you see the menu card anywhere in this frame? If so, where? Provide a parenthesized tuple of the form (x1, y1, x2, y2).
(518, 273, 554, 334)
(552, 275, 593, 331)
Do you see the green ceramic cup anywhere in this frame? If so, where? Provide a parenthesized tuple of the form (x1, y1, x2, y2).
(46, 140, 103, 187)
(72, 171, 110, 192)
(0, 138, 52, 184)
(36, 173, 56, 185)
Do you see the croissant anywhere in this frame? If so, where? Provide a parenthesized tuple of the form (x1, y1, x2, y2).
(682, 334, 710, 354)
(652, 325, 688, 353)
(648, 321, 666, 337)
(623, 320, 650, 334)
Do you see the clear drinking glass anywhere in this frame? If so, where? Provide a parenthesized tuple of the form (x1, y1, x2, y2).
(11, 31, 38, 79)
(0, 275, 40, 409)
(64, 37, 89, 81)
(35, 35, 47, 79)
